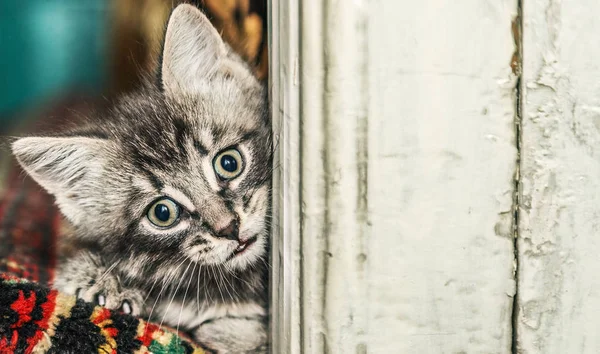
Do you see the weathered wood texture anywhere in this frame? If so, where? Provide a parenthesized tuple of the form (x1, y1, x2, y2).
(269, 1, 301, 353)
(272, 0, 520, 353)
(517, 1, 600, 353)
(366, 1, 518, 353)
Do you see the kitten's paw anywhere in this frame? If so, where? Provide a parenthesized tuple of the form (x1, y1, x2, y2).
(54, 252, 146, 316)
(75, 283, 145, 316)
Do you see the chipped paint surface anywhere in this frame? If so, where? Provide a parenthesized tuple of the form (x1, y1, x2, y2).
(275, 0, 520, 352)
(298, 0, 519, 353)
(366, 1, 518, 352)
(517, 0, 600, 352)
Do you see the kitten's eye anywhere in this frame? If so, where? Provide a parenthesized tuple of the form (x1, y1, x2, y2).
(213, 148, 244, 180)
(147, 198, 180, 228)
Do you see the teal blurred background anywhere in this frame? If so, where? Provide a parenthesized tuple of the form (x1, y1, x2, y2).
(0, 1, 109, 126)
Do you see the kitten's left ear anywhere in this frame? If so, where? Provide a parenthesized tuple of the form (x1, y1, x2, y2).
(11, 136, 109, 225)
(161, 4, 255, 95)
(161, 4, 224, 95)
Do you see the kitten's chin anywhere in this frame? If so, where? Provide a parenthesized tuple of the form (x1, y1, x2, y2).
(226, 235, 267, 271)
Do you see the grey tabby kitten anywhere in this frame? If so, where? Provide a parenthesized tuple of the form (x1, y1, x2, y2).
(11, 4, 271, 353)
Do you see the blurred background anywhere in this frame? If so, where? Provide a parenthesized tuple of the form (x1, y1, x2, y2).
(0, 0, 267, 188)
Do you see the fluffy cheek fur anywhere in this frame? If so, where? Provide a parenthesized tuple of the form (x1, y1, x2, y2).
(180, 185, 270, 270)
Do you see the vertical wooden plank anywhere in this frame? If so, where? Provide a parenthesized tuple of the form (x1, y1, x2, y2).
(269, 1, 301, 353)
(518, 1, 600, 352)
(299, 0, 328, 352)
(301, 0, 370, 353)
(367, 1, 518, 353)
(276, 0, 519, 352)
(296, 0, 519, 353)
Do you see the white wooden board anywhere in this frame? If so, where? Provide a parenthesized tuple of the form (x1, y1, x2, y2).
(517, 0, 600, 352)
(365, 1, 519, 352)
(289, 0, 520, 353)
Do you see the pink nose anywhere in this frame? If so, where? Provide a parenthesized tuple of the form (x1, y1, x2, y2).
(215, 219, 239, 241)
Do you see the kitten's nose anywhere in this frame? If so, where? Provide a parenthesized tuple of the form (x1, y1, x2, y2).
(215, 219, 239, 241)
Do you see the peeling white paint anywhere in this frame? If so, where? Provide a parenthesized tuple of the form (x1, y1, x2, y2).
(273, 0, 519, 352)
(518, 0, 600, 353)
(366, 1, 518, 352)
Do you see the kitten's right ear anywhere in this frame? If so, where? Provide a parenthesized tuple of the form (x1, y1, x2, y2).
(12, 137, 109, 225)
(161, 4, 226, 95)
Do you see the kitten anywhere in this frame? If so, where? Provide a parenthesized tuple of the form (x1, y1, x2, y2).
(11, 4, 271, 353)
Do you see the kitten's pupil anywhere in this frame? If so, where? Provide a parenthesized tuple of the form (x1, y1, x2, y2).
(154, 204, 171, 222)
(221, 155, 238, 172)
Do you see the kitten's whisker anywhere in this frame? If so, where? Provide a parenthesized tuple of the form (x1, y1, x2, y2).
(159, 259, 193, 330)
(146, 257, 187, 324)
(210, 265, 225, 303)
(263, 220, 282, 229)
(196, 264, 202, 313)
(144, 254, 180, 305)
(177, 261, 196, 335)
(204, 265, 212, 304)
(217, 265, 236, 301)
(224, 266, 250, 290)
(98, 260, 120, 282)
(143, 275, 161, 305)
(261, 256, 272, 270)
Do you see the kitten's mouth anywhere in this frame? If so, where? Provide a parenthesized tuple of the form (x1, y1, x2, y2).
(233, 236, 257, 256)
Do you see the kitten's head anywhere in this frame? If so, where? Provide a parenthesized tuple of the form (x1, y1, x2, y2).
(11, 4, 271, 271)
